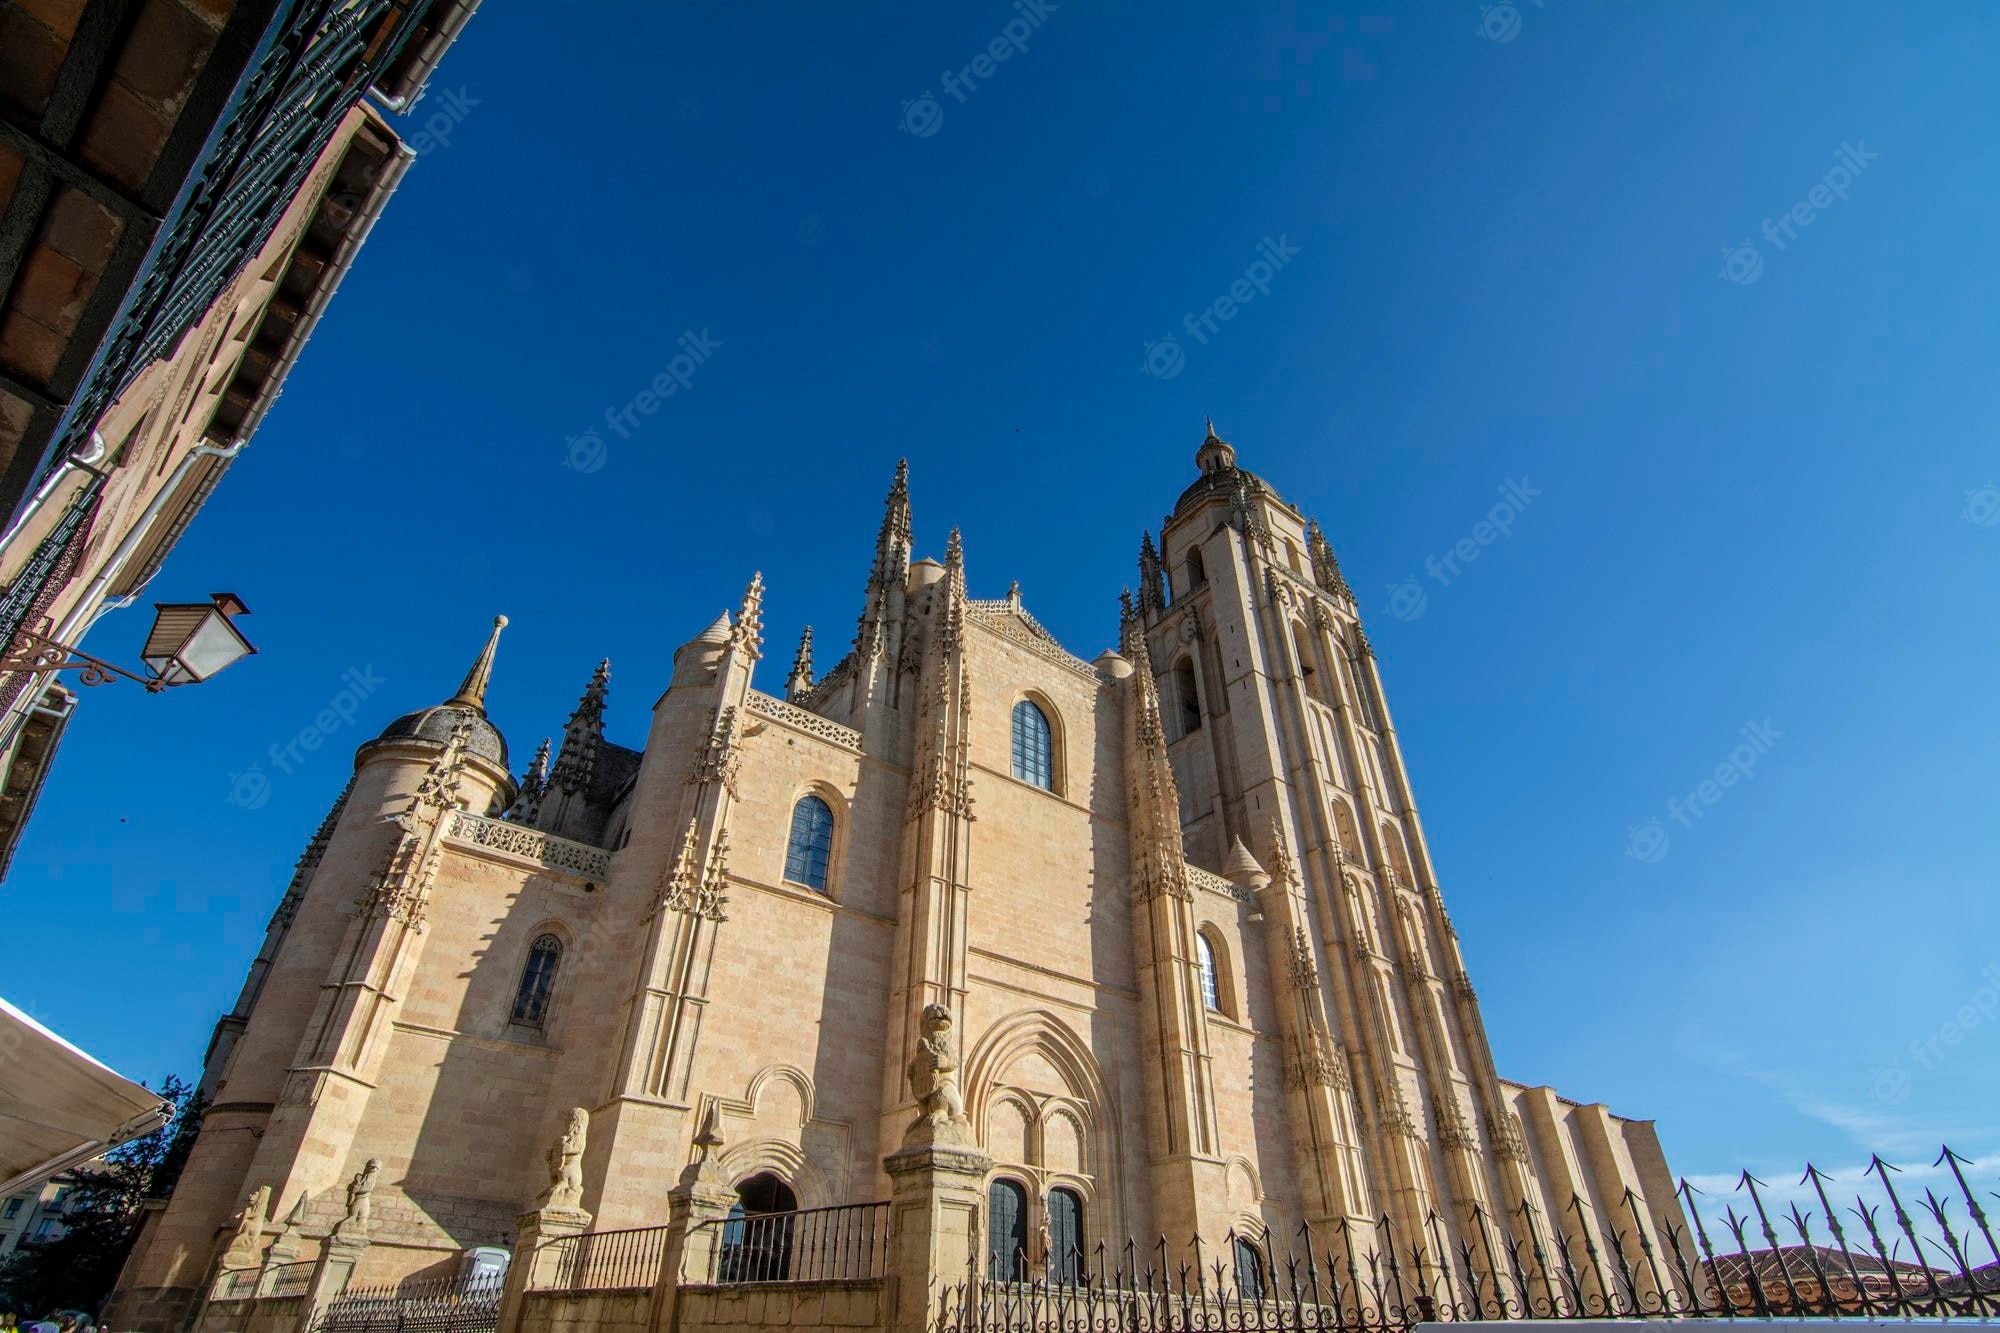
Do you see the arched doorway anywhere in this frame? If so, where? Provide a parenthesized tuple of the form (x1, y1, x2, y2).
(721, 1172, 798, 1281)
(987, 1178, 1028, 1281)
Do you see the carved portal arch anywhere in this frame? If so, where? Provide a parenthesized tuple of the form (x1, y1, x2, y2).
(963, 1009, 1124, 1238)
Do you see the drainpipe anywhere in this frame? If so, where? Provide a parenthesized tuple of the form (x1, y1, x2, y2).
(0, 432, 107, 566)
(49, 439, 246, 648)
(0, 439, 247, 753)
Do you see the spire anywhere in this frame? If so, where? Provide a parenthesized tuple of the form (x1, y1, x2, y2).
(1196, 418, 1237, 474)
(944, 527, 964, 582)
(854, 460, 913, 656)
(786, 626, 816, 701)
(446, 615, 507, 712)
(1137, 530, 1165, 617)
(728, 573, 765, 660)
(1222, 835, 1271, 891)
(547, 660, 609, 798)
(504, 738, 550, 822)
(1306, 519, 1351, 598)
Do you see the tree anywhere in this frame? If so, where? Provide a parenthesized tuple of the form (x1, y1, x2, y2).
(0, 1076, 204, 1319)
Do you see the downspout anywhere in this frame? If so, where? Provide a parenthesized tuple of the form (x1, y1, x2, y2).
(0, 439, 247, 754)
(51, 439, 247, 647)
(0, 431, 108, 566)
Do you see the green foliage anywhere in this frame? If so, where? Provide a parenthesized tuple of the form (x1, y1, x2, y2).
(0, 1076, 204, 1319)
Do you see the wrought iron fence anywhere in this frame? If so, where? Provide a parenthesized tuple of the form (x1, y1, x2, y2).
(530, 1223, 673, 1292)
(312, 1272, 504, 1333)
(686, 1200, 891, 1285)
(937, 1147, 2000, 1332)
(212, 1266, 261, 1301)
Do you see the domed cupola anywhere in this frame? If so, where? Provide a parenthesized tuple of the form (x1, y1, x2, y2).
(367, 615, 511, 769)
(1174, 420, 1282, 520)
(1195, 418, 1237, 474)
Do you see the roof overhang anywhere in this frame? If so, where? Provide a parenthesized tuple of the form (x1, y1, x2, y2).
(0, 996, 173, 1197)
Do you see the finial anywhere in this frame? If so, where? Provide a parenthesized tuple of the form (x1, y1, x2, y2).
(786, 626, 816, 701)
(731, 574, 765, 659)
(945, 528, 964, 570)
(693, 1102, 724, 1159)
(1006, 579, 1021, 607)
(446, 615, 508, 712)
(1196, 419, 1236, 474)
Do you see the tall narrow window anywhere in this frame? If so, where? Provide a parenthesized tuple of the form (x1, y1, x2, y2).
(1233, 1237, 1266, 1302)
(1047, 1188, 1084, 1283)
(1196, 933, 1222, 1012)
(1174, 657, 1201, 737)
(1011, 700, 1054, 790)
(1186, 547, 1207, 590)
(783, 794, 835, 892)
(511, 934, 562, 1026)
(989, 1179, 1029, 1281)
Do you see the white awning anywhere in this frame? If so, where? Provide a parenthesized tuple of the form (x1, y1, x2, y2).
(0, 996, 173, 1196)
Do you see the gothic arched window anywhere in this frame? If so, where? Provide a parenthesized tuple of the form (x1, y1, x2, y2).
(511, 934, 562, 1026)
(783, 794, 835, 893)
(1173, 657, 1201, 737)
(1196, 932, 1223, 1012)
(1011, 700, 1054, 790)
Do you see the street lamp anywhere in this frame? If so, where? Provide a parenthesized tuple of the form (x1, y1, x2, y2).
(1, 593, 256, 692)
(139, 593, 256, 686)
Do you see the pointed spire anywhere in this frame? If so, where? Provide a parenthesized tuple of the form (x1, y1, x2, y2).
(854, 460, 914, 657)
(446, 615, 508, 712)
(1306, 518, 1351, 598)
(504, 738, 550, 822)
(944, 527, 964, 580)
(1137, 530, 1165, 617)
(547, 660, 610, 799)
(786, 626, 816, 701)
(1222, 835, 1271, 891)
(729, 573, 765, 659)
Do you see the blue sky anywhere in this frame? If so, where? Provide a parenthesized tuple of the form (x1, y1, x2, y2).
(5, 0, 1995, 1228)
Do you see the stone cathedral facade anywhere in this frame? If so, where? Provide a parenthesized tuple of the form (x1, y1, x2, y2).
(112, 428, 1682, 1327)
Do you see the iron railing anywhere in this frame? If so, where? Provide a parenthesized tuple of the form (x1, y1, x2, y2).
(686, 1201, 891, 1285)
(530, 1223, 673, 1293)
(212, 1266, 262, 1300)
(264, 1259, 316, 1298)
(312, 1272, 504, 1333)
(938, 1147, 2000, 1332)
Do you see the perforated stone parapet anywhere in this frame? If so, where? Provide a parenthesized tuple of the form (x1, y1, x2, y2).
(444, 811, 611, 881)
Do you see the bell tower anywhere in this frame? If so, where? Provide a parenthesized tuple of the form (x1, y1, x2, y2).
(1135, 424, 1544, 1272)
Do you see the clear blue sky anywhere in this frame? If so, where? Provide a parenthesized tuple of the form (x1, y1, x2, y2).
(6, 1, 1995, 1221)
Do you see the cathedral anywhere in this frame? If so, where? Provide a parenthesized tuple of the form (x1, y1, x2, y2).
(111, 427, 1682, 1327)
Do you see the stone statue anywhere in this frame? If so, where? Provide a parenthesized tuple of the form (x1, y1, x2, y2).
(220, 1185, 269, 1268)
(904, 1002, 971, 1144)
(335, 1159, 380, 1238)
(538, 1107, 588, 1211)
